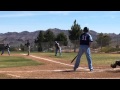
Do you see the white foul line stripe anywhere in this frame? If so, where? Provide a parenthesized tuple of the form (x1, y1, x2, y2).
(22, 54, 90, 70)
(30, 55, 74, 67)
(29, 54, 90, 70)
(0, 69, 72, 73)
(21, 54, 120, 72)
(7, 74, 22, 78)
(22, 54, 74, 67)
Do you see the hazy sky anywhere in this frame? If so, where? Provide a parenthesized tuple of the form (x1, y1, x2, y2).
(0, 11, 120, 34)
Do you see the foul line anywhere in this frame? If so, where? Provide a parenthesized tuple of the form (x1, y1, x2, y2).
(7, 74, 22, 78)
(23, 54, 74, 67)
(21, 54, 120, 73)
(0, 54, 119, 78)
(22, 54, 91, 71)
(0, 69, 72, 73)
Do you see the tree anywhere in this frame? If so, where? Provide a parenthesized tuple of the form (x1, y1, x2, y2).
(96, 33, 111, 49)
(34, 31, 45, 51)
(44, 30, 55, 51)
(20, 44, 24, 51)
(103, 35, 111, 46)
(96, 33, 104, 49)
(55, 32, 68, 46)
(69, 20, 82, 52)
(44, 30, 55, 42)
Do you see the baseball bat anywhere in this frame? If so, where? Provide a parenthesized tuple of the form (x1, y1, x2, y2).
(71, 55, 78, 63)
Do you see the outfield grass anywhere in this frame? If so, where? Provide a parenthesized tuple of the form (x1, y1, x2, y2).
(5, 51, 120, 66)
(0, 56, 42, 68)
(31, 52, 120, 66)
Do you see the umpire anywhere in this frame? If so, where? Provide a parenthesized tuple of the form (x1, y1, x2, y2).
(73, 27, 93, 72)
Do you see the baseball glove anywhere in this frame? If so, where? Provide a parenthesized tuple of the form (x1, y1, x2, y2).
(111, 64, 116, 68)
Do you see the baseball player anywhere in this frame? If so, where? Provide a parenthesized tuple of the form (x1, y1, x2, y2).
(73, 27, 93, 72)
(1, 44, 10, 56)
(55, 41, 61, 56)
(25, 40, 30, 56)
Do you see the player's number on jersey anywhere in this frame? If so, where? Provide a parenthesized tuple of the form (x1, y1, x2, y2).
(82, 35, 87, 40)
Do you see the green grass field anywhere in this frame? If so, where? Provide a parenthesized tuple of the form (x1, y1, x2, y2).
(0, 52, 119, 79)
(0, 52, 119, 68)
(0, 56, 42, 68)
(31, 52, 120, 65)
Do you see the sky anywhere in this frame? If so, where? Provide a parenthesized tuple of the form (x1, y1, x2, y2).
(0, 11, 120, 34)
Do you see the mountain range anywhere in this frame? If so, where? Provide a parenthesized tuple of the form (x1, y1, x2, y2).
(0, 28, 119, 47)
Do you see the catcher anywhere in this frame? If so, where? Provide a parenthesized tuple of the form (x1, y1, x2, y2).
(111, 60, 120, 68)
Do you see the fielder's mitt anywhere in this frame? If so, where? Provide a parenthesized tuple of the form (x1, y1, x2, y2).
(111, 64, 116, 68)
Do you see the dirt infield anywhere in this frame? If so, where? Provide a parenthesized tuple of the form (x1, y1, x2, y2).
(0, 54, 120, 79)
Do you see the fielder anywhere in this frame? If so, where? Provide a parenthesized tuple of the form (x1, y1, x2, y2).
(25, 40, 30, 56)
(55, 41, 61, 56)
(1, 44, 10, 56)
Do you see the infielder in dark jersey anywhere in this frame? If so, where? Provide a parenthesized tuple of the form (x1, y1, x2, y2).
(1, 44, 10, 56)
(55, 41, 61, 56)
(25, 40, 30, 56)
(74, 27, 93, 72)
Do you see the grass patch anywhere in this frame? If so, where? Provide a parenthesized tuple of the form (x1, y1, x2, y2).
(0, 56, 42, 68)
(30, 52, 120, 66)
